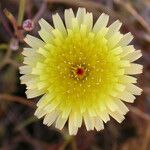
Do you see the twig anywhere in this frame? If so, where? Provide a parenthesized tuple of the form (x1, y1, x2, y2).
(143, 0, 150, 7)
(47, 0, 150, 43)
(14, 134, 60, 150)
(71, 137, 77, 150)
(17, 0, 26, 26)
(0, 94, 36, 108)
(128, 105, 150, 121)
(141, 122, 150, 150)
(0, 46, 12, 70)
(15, 116, 38, 131)
(7, 59, 21, 69)
(4, 9, 18, 32)
(33, 0, 47, 25)
(0, 6, 14, 37)
(4, 9, 24, 40)
(26, 0, 33, 18)
(0, 41, 21, 70)
(114, 0, 150, 34)
(143, 87, 150, 94)
(46, 0, 118, 18)
(0, 44, 8, 50)
(59, 136, 74, 150)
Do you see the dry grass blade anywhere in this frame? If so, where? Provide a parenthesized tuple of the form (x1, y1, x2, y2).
(129, 105, 150, 121)
(114, 0, 150, 34)
(46, 0, 118, 18)
(0, 94, 36, 108)
(141, 122, 150, 150)
(33, 1, 47, 24)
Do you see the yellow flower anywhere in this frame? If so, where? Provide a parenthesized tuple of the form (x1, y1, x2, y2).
(20, 8, 143, 135)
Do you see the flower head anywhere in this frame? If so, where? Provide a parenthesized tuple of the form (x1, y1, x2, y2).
(20, 8, 143, 135)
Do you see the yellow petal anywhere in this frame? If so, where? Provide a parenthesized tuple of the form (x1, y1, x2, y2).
(117, 32, 133, 47)
(83, 112, 94, 131)
(26, 89, 45, 98)
(65, 8, 75, 29)
(123, 50, 142, 62)
(125, 63, 143, 75)
(38, 18, 54, 43)
(108, 110, 125, 123)
(52, 13, 67, 36)
(34, 108, 47, 119)
(106, 20, 122, 38)
(24, 34, 45, 49)
(98, 110, 110, 123)
(55, 114, 68, 130)
(19, 66, 32, 74)
(39, 18, 53, 31)
(107, 32, 123, 49)
(69, 112, 78, 135)
(117, 91, 135, 103)
(120, 45, 135, 57)
(43, 110, 59, 126)
(76, 7, 86, 25)
(22, 48, 34, 56)
(36, 94, 53, 108)
(126, 84, 142, 95)
(119, 75, 137, 84)
(93, 13, 109, 33)
(83, 12, 93, 31)
(105, 98, 119, 112)
(20, 74, 37, 84)
(94, 117, 104, 131)
(114, 99, 129, 115)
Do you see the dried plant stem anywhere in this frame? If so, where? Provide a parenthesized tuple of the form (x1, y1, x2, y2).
(7, 59, 21, 69)
(0, 44, 8, 50)
(33, 1, 47, 24)
(0, 42, 21, 70)
(0, 47, 12, 70)
(46, 0, 134, 32)
(114, 0, 150, 34)
(0, 94, 36, 108)
(129, 105, 150, 121)
(15, 116, 38, 131)
(143, 87, 150, 94)
(4, 9, 18, 31)
(59, 136, 77, 150)
(17, 0, 26, 26)
(141, 122, 150, 150)
(4, 9, 24, 40)
(46, 0, 118, 18)
(71, 137, 77, 150)
(0, 6, 14, 37)
(59, 137, 71, 150)
(46, 0, 150, 44)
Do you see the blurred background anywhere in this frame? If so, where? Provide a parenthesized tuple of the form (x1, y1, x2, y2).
(0, 0, 150, 149)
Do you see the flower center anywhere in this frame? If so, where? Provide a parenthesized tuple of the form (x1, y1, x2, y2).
(76, 68, 84, 76)
(71, 65, 88, 80)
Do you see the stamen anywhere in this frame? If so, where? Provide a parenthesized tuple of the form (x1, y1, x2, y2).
(71, 64, 88, 80)
(76, 68, 84, 76)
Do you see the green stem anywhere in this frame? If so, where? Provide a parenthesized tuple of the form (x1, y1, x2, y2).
(17, 0, 26, 26)
(71, 137, 77, 150)
(15, 116, 38, 131)
(59, 136, 72, 150)
(0, 44, 8, 50)
(59, 136, 77, 150)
